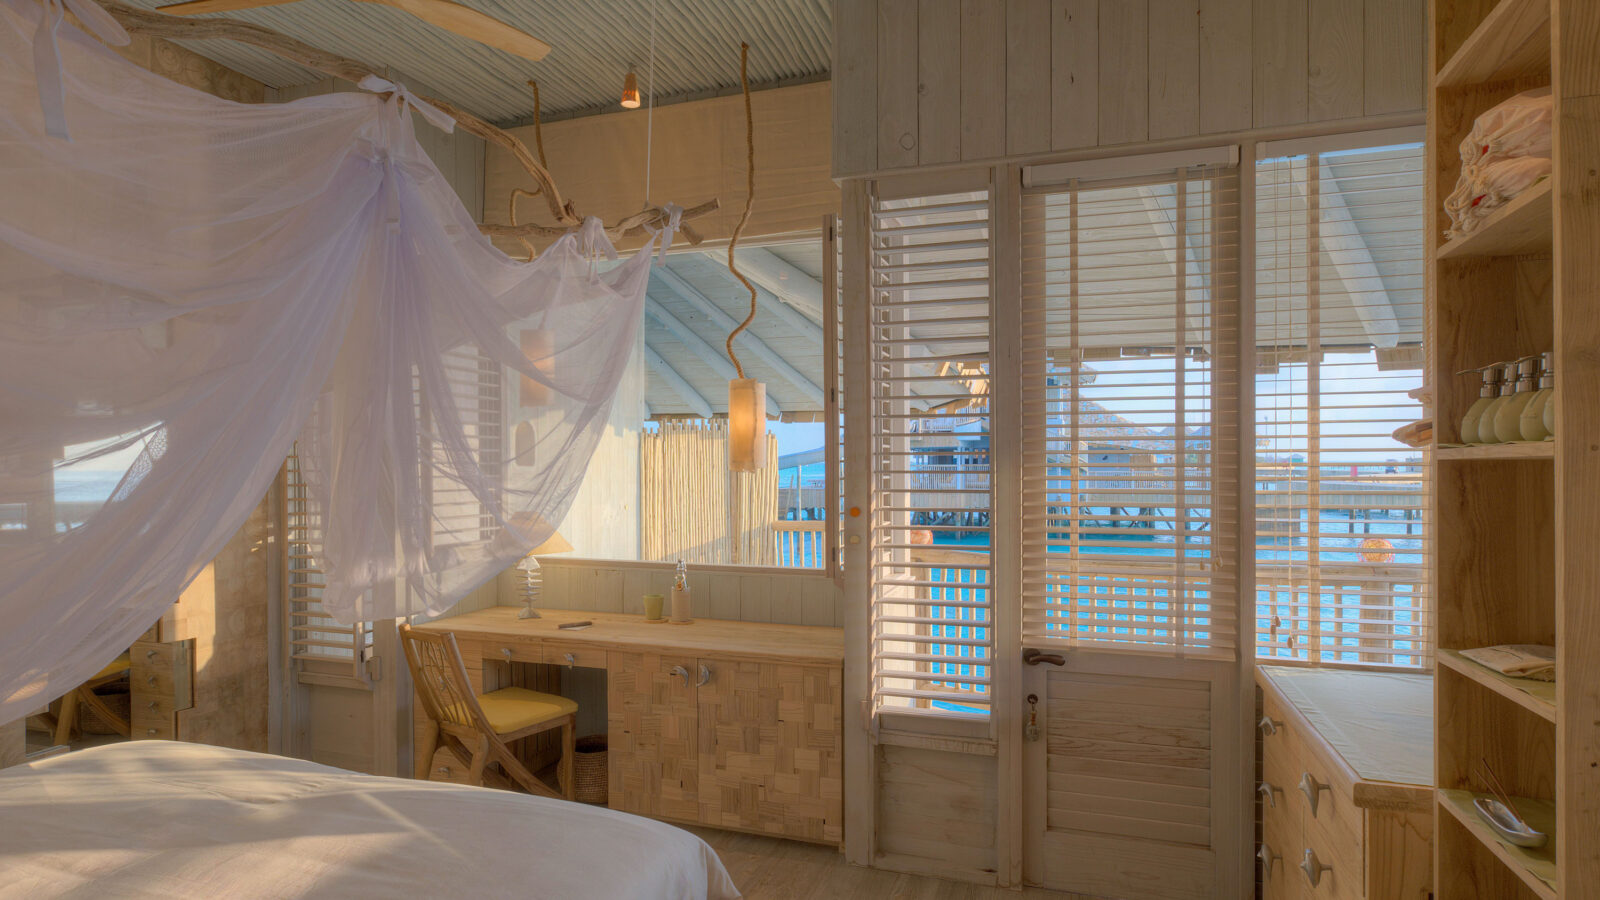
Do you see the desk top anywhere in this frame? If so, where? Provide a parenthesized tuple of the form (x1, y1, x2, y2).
(414, 607, 844, 666)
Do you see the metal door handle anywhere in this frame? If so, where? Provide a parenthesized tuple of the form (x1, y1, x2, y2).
(1257, 843, 1279, 878)
(1022, 648, 1066, 667)
(1258, 781, 1281, 808)
(1299, 772, 1330, 817)
(1258, 715, 1281, 736)
(1299, 848, 1331, 887)
(697, 664, 712, 687)
(669, 664, 690, 687)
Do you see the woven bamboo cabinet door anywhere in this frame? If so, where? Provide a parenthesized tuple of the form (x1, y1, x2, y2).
(606, 651, 699, 822)
(696, 660, 843, 843)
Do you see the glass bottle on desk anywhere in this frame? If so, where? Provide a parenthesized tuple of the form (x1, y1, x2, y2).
(1493, 356, 1539, 443)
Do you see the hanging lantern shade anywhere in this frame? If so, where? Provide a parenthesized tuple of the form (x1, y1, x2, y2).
(728, 378, 767, 472)
(620, 70, 641, 108)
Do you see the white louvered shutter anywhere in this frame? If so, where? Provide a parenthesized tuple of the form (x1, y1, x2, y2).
(869, 184, 994, 718)
(1020, 165, 1241, 657)
(282, 449, 371, 683)
(1254, 141, 1430, 668)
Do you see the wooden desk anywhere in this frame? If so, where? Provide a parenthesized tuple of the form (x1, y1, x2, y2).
(412, 608, 844, 845)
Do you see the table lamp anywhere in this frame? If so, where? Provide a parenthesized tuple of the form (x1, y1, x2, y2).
(516, 529, 574, 619)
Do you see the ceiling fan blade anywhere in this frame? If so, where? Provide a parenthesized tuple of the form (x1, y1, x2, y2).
(157, 0, 303, 16)
(350, 0, 551, 62)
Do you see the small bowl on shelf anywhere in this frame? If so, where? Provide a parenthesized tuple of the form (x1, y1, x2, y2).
(1473, 796, 1548, 848)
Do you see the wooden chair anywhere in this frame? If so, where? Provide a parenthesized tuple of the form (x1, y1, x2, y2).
(52, 652, 132, 744)
(399, 624, 575, 800)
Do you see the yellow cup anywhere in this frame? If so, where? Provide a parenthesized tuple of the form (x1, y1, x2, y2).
(642, 594, 665, 621)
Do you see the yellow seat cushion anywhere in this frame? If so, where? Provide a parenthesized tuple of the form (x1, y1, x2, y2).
(92, 652, 131, 681)
(473, 687, 576, 734)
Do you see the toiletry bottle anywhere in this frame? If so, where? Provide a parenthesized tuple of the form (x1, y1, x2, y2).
(1494, 356, 1539, 443)
(1476, 363, 1513, 444)
(1542, 351, 1555, 438)
(1520, 351, 1553, 441)
(669, 558, 692, 624)
(1459, 366, 1498, 445)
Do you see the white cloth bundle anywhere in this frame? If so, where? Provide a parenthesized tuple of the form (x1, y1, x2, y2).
(1459, 644, 1556, 682)
(0, 0, 654, 723)
(1446, 89, 1554, 239)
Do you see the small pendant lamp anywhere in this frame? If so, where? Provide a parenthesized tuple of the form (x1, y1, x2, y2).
(620, 69, 641, 108)
(728, 378, 766, 472)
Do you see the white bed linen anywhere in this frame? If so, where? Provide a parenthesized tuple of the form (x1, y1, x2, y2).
(0, 741, 740, 900)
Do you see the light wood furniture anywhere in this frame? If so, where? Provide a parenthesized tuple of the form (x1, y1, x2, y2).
(1426, 0, 1595, 896)
(51, 652, 132, 744)
(1257, 667, 1433, 900)
(410, 607, 844, 844)
(399, 624, 574, 800)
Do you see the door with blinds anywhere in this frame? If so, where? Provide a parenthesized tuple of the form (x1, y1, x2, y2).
(1016, 157, 1244, 899)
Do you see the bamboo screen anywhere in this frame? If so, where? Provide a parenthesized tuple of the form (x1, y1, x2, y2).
(640, 420, 779, 566)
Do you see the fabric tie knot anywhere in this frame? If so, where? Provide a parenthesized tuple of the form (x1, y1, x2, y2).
(577, 216, 618, 268)
(644, 202, 684, 264)
(32, 0, 130, 140)
(357, 75, 456, 134)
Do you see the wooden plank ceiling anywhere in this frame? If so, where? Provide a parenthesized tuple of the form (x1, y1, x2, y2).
(116, 0, 831, 124)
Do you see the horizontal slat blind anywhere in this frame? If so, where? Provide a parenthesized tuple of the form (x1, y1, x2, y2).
(424, 346, 504, 553)
(1021, 166, 1241, 657)
(870, 187, 993, 718)
(1255, 143, 1430, 668)
(283, 449, 370, 681)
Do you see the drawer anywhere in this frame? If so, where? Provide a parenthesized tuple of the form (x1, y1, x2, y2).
(131, 639, 193, 740)
(426, 746, 474, 785)
(543, 645, 607, 669)
(480, 639, 542, 665)
(1298, 820, 1363, 900)
(1261, 795, 1304, 900)
(1294, 752, 1363, 857)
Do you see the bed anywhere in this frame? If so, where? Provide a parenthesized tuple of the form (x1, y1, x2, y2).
(0, 741, 741, 899)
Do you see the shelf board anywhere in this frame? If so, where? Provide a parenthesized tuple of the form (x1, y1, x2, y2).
(1435, 0, 1551, 89)
(1439, 788, 1557, 900)
(1438, 649, 1556, 722)
(1437, 441, 1554, 460)
(1437, 180, 1553, 260)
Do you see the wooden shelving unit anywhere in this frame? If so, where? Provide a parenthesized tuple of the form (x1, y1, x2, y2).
(1429, 0, 1597, 896)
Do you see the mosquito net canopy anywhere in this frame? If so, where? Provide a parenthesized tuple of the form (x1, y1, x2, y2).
(0, 0, 653, 722)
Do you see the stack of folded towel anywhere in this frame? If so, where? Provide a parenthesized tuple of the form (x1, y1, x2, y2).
(1460, 644, 1555, 682)
(1444, 88, 1553, 240)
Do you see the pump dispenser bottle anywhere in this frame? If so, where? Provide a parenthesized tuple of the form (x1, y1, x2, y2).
(1542, 351, 1555, 437)
(1521, 352, 1554, 441)
(1493, 356, 1539, 443)
(1476, 363, 1513, 443)
(1460, 366, 1499, 444)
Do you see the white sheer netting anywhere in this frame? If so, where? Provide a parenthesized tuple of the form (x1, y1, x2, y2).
(0, 0, 652, 721)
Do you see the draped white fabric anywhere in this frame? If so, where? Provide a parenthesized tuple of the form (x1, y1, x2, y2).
(0, 0, 651, 722)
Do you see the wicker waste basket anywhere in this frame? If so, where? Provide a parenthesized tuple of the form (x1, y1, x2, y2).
(573, 735, 607, 804)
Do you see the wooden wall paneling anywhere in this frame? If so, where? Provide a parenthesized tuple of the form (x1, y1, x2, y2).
(1365, 0, 1425, 114)
(607, 650, 701, 822)
(1252, 0, 1309, 127)
(1199, 0, 1254, 133)
(1006, 0, 1053, 157)
(697, 660, 843, 843)
(877, 0, 921, 171)
(738, 573, 772, 622)
(960, 0, 1007, 160)
(1051, 0, 1099, 149)
(1097, 0, 1150, 145)
(1148, 0, 1202, 141)
(1309, 0, 1366, 121)
(917, 0, 963, 164)
(833, 0, 878, 177)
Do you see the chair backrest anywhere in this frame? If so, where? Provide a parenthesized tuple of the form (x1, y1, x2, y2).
(398, 624, 490, 735)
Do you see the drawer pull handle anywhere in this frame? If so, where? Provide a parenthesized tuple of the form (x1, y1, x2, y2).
(437, 766, 452, 776)
(147, 675, 158, 686)
(669, 664, 690, 687)
(1257, 843, 1280, 878)
(1257, 781, 1282, 808)
(697, 664, 712, 687)
(501, 648, 514, 662)
(1299, 772, 1330, 817)
(564, 653, 576, 665)
(1299, 848, 1331, 887)
(145, 650, 159, 660)
(147, 701, 160, 711)
(1258, 715, 1281, 736)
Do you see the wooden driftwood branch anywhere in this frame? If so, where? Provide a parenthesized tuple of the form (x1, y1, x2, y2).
(97, 1, 718, 244)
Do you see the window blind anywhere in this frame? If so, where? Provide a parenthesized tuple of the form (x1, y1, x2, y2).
(1020, 166, 1241, 656)
(869, 186, 993, 717)
(1254, 142, 1430, 669)
(282, 448, 371, 684)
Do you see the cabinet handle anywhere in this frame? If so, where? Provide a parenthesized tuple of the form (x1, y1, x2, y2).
(500, 647, 513, 662)
(1299, 848, 1331, 887)
(145, 649, 159, 660)
(1257, 843, 1280, 878)
(564, 652, 575, 665)
(1258, 715, 1281, 736)
(1258, 781, 1281, 808)
(669, 664, 690, 687)
(1299, 772, 1330, 817)
(697, 664, 712, 686)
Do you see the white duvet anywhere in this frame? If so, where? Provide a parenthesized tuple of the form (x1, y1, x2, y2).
(0, 741, 740, 900)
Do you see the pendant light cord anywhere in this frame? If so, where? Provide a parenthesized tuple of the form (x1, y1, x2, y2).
(644, 0, 658, 206)
(724, 42, 757, 379)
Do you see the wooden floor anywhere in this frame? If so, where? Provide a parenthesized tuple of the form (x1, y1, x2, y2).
(688, 828, 1099, 900)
